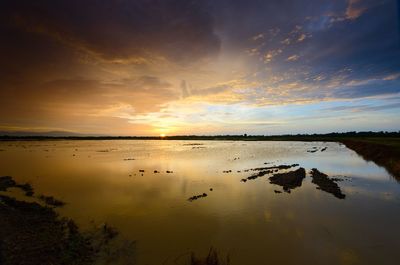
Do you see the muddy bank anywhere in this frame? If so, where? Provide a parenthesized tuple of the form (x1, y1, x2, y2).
(341, 140, 400, 180)
(0, 194, 94, 265)
(0, 176, 135, 265)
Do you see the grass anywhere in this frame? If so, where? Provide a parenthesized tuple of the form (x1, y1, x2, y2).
(190, 248, 230, 265)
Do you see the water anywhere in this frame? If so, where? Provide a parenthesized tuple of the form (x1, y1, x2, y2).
(1, 140, 399, 265)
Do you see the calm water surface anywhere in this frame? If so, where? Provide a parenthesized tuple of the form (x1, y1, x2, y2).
(1, 140, 400, 265)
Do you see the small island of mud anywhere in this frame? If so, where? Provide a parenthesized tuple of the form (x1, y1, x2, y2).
(310, 169, 346, 199)
(240, 164, 299, 182)
(269, 168, 306, 193)
(235, 162, 347, 199)
(188, 193, 208, 202)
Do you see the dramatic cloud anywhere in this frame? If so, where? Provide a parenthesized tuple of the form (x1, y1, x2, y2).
(0, 0, 399, 135)
(1, 0, 220, 63)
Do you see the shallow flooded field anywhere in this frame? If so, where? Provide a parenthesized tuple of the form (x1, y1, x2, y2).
(1, 140, 400, 265)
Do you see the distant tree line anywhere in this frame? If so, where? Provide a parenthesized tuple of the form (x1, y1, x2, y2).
(0, 131, 399, 141)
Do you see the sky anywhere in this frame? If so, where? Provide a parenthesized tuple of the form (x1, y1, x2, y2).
(1, 0, 400, 136)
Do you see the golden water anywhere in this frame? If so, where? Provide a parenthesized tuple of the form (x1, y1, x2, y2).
(1, 140, 399, 265)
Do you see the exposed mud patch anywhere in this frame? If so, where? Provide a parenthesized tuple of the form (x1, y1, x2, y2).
(269, 168, 306, 193)
(188, 193, 208, 202)
(310, 168, 346, 199)
(240, 164, 299, 182)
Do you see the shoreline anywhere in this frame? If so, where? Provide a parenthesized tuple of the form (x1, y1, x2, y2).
(340, 139, 400, 180)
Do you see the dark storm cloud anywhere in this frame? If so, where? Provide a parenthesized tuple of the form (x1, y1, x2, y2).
(1, 0, 220, 63)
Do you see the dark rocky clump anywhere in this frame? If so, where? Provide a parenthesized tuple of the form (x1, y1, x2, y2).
(154, 170, 159, 173)
(123, 158, 135, 161)
(274, 190, 282, 194)
(222, 170, 232, 173)
(310, 168, 346, 199)
(321, 147, 328, 152)
(139, 169, 145, 173)
(166, 170, 173, 174)
(269, 168, 306, 193)
(38, 195, 66, 207)
(188, 193, 208, 202)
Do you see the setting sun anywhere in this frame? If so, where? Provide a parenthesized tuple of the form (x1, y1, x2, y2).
(160, 133, 166, 137)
